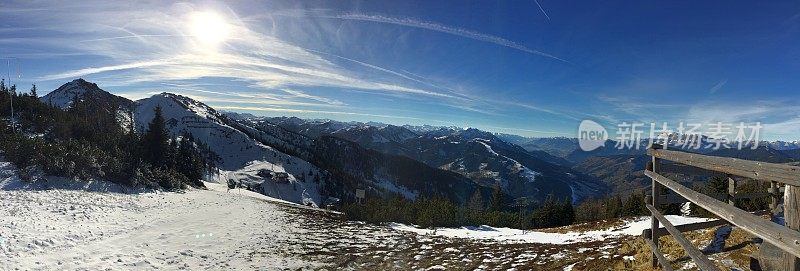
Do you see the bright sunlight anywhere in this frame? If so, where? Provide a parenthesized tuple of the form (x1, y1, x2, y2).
(188, 11, 230, 47)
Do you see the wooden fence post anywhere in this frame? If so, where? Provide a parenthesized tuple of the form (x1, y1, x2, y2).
(771, 181, 780, 214)
(785, 185, 800, 271)
(727, 176, 736, 206)
(649, 144, 663, 268)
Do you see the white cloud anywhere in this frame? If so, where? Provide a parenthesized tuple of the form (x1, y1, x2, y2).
(685, 101, 800, 123)
(213, 105, 453, 124)
(763, 116, 800, 139)
(17, 1, 455, 101)
(5, 1, 582, 127)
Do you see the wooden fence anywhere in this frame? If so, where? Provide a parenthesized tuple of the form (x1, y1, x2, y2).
(643, 144, 800, 271)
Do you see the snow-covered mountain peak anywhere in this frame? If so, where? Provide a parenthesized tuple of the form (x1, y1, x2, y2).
(41, 78, 131, 109)
(148, 92, 222, 122)
(456, 128, 497, 141)
(379, 125, 418, 142)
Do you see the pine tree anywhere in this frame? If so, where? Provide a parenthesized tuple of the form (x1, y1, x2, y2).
(142, 106, 170, 167)
(575, 198, 604, 222)
(533, 193, 558, 228)
(605, 195, 623, 218)
(560, 196, 575, 225)
(706, 176, 727, 194)
(489, 183, 503, 212)
(30, 84, 37, 98)
(468, 190, 484, 211)
(175, 135, 204, 186)
(622, 193, 647, 216)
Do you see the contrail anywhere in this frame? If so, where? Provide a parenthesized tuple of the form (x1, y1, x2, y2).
(709, 79, 728, 94)
(306, 48, 471, 100)
(79, 34, 189, 42)
(534, 0, 551, 21)
(332, 14, 568, 63)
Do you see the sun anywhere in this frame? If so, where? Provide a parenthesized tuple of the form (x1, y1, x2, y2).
(188, 11, 230, 46)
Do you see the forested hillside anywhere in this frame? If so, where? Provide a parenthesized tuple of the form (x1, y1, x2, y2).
(0, 80, 215, 189)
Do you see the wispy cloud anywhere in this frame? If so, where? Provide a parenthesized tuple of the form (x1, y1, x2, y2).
(5, 1, 583, 132)
(39, 60, 174, 81)
(598, 95, 684, 120)
(280, 89, 345, 106)
(156, 82, 345, 107)
(763, 116, 800, 139)
(686, 101, 800, 140)
(307, 49, 472, 101)
(709, 79, 727, 94)
(330, 14, 567, 63)
(482, 125, 564, 135)
(504, 101, 580, 120)
(685, 100, 800, 123)
(79, 34, 190, 43)
(19, 2, 456, 102)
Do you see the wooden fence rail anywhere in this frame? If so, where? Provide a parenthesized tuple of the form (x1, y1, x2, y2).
(648, 148, 800, 186)
(657, 191, 773, 205)
(644, 145, 800, 271)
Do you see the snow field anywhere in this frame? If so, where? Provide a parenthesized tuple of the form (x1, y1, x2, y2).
(390, 215, 714, 244)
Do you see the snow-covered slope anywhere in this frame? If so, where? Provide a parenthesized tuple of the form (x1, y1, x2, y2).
(391, 215, 714, 244)
(134, 93, 323, 206)
(0, 155, 752, 271)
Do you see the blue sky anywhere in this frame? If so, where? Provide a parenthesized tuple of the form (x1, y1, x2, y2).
(2, 1, 800, 140)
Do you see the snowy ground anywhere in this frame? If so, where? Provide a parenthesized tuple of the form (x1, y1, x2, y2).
(0, 159, 724, 270)
(0, 184, 318, 269)
(390, 215, 714, 244)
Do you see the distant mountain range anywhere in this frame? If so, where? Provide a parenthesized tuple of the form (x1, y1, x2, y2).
(498, 130, 800, 196)
(40, 79, 498, 207)
(38, 79, 800, 205)
(241, 115, 607, 203)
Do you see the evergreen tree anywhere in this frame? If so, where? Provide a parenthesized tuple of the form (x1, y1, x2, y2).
(468, 190, 484, 211)
(575, 197, 604, 222)
(706, 176, 728, 194)
(173, 133, 207, 187)
(30, 84, 37, 98)
(533, 194, 558, 228)
(621, 193, 644, 216)
(142, 106, 170, 167)
(605, 195, 623, 218)
(166, 138, 178, 169)
(560, 197, 575, 225)
(489, 183, 503, 212)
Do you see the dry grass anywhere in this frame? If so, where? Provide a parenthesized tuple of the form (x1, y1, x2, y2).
(593, 225, 760, 271)
(538, 218, 629, 234)
(293, 209, 764, 270)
